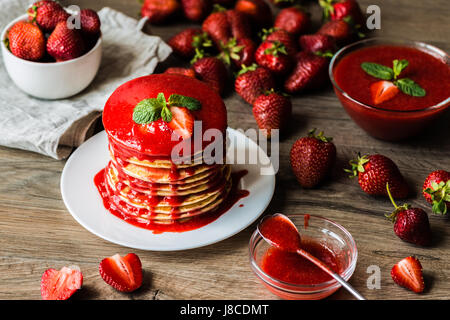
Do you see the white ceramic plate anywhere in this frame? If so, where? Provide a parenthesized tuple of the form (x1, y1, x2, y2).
(61, 128, 276, 251)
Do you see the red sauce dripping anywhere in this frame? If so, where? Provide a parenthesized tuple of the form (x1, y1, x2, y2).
(94, 169, 249, 234)
(261, 239, 342, 285)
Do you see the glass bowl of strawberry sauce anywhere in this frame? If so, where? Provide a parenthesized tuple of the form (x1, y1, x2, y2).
(330, 38, 450, 141)
(249, 214, 357, 300)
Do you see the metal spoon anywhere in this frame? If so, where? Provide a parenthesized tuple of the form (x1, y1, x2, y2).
(257, 213, 366, 300)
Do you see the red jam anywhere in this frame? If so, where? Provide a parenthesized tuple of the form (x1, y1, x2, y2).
(332, 45, 450, 141)
(94, 168, 249, 234)
(261, 239, 342, 285)
(259, 215, 301, 252)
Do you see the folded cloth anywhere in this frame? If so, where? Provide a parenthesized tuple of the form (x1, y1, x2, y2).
(0, 1, 172, 159)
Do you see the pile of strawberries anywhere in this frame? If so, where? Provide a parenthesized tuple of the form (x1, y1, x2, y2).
(142, 0, 366, 136)
(5, 0, 100, 62)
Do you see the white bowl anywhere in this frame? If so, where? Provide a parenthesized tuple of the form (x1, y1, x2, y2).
(1, 14, 102, 100)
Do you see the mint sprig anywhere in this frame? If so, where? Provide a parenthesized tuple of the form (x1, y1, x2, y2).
(361, 59, 426, 97)
(132, 93, 201, 125)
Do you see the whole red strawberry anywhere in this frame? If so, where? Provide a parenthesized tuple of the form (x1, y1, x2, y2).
(386, 184, 432, 246)
(168, 28, 204, 58)
(235, 64, 275, 104)
(193, 57, 228, 94)
(290, 129, 337, 188)
(181, 0, 213, 21)
(318, 19, 354, 46)
(226, 9, 252, 41)
(255, 40, 292, 74)
(47, 21, 85, 61)
(6, 21, 45, 61)
(284, 51, 329, 93)
(345, 154, 409, 198)
(141, 0, 180, 23)
(30, 0, 69, 32)
(27, 1, 51, 22)
(235, 0, 272, 28)
(320, 0, 365, 26)
(99, 253, 143, 292)
(423, 170, 450, 215)
(219, 37, 255, 67)
(252, 91, 292, 137)
(391, 256, 425, 293)
(164, 67, 197, 78)
(80, 9, 101, 36)
(262, 28, 297, 57)
(41, 266, 83, 300)
(299, 34, 336, 54)
(274, 7, 310, 36)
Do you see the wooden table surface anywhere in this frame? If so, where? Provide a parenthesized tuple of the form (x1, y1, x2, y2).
(0, 0, 449, 300)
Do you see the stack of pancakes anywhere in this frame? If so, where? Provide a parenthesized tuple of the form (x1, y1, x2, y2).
(101, 74, 230, 226)
(103, 142, 231, 225)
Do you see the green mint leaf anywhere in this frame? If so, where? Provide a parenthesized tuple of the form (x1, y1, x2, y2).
(161, 106, 172, 123)
(392, 59, 409, 79)
(168, 94, 201, 111)
(361, 62, 394, 80)
(157, 92, 166, 107)
(132, 98, 163, 124)
(394, 78, 426, 97)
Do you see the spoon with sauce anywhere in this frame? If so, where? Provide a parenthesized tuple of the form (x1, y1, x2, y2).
(258, 213, 366, 300)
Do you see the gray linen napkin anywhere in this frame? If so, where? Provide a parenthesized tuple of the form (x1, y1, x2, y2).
(0, 1, 172, 159)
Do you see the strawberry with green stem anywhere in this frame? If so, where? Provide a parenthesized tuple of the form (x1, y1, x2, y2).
(361, 59, 426, 104)
(386, 183, 432, 246)
(133, 92, 202, 140)
(235, 63, 275, 104)
(423, 170, 450, 214)
(255, 40, 291, 74)
(319, 0, 365, 26)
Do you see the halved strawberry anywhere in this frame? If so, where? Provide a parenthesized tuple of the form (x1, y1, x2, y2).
(40, 266, 83, 300)
(99, 253, 143, 293)
(391, 256, 425, 293)
(167, 106, 195, 140)
(370, 80, 399, 105)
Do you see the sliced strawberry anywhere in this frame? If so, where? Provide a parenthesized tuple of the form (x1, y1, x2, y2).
(391, 256, 425, 293)
(370, 80, 399, 105)
(99, 253, 143, 293)
(40, 266, 83, 300)
(167, 106, 195, 140)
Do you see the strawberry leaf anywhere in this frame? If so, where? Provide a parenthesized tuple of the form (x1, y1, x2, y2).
(394, 78, 426, 97)
(361, 62, 394, 80)
(168, 94, 201, 111)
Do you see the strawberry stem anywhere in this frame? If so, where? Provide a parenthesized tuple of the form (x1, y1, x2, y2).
(386, 183, 398, 209)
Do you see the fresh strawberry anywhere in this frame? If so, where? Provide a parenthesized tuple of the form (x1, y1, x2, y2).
(391, 256, 425, 293)
(423, 170, 450, 214)
(235, 64, 275, 104)
(290, 129, 336, 188)
(318, 19, 354, 46)
(6, 21, 45, 61)
(181, 0, 213, 21)
(41, 266, 83, 300)
(193, 57, 228, 94)
(299, 34, 336, 54)
(345, 154, 409, 198)
(141, 0, 180, 23)
(47, 21, 85, 61)
(255, 40, 292, 74)
(168, 28, 203, 58)
(27, 0, 51, 22)
(99, 253, 143, 293)
(202, 8, 251, 48)
(31, 1, 69, 32)
(167, 106, 196, 139)
(252, 91, 292, 137)
(370, 80, 399, 105)
(274, 7, 310, 36)
(262, 28, 297, 57)
(385, 184, 432, 246)
(235, 0, 272, 28)
(284, 51, 329, 93)
(164, 67, 197, 78)
(80, 9, 101, 36)
(219, 37, 255, 67)
(319, 0, 365, 26)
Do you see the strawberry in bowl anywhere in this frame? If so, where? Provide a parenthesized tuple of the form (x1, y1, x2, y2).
(1, 1, 102, 99)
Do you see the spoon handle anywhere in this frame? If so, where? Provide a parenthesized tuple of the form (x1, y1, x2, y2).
(297, 248, 366, 300)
